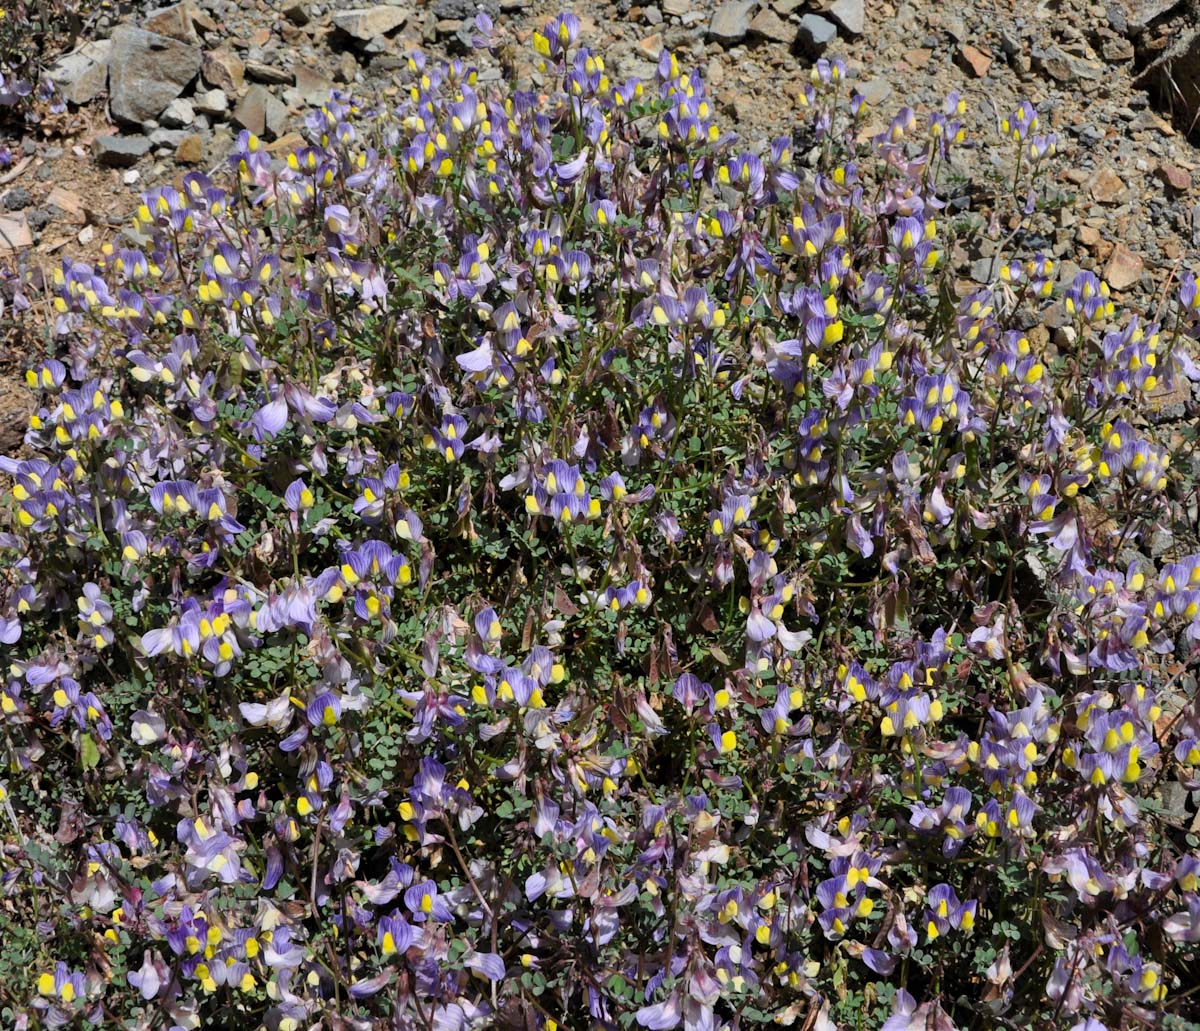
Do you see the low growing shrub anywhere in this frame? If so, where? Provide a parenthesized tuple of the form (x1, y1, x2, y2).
(2, 12, 1200, 1029)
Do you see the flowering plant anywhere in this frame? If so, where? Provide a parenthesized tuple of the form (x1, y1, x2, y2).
(2, 13, 1200, 1030)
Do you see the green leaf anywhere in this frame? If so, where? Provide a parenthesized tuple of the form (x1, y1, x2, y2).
(80, 734, 100, 771)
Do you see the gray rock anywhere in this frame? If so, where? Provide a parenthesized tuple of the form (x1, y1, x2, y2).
(607, 41, 657, 81)
(1102, 34, 1135, 61)
(1149, 526, 1175, 557)
(149, 127, 190, 147)
(291, 66, 335, 106)
(193, 88, 228, 116)
(2, 187, 32, 211)
(1032, 46, 1077, 83)
(95, 134, 152, 167)
(1125, 0, 1183, 33)
(708, 0, 756, 45)
(161, 97, 195, 127)
(283, 1, 310, 25)
(1106, 2, 1127, 34)
(108, 27, 201, 124)
(749, 7, 795, 43)
(245, 60, 293, 85)
(233, 84, 288, 138)
(434, 0, 496, 16)
(828, 0, 863, 35)
(331, 5, 408, 41)
(940, 13, 965, 42)
(47, 40, 111, 106)
(796, 13, 837, 54)
(335, 51, 360, 83)
(859, 78, 891, 106)
(233, 84, 269, 136)
(368, 54, 408, 73)
(969, 257, 996, 282)
(999, 29, 1022, 59)
(265, 93, 289, 137)
(663, 0, 689, 13)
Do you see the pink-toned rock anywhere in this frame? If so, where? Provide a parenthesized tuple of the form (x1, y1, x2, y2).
(144, 0, 201, 43)
(1104, 243, 1144, 291)
(958, 44, 992, 77)
(1156, 162, 1192, 192)
(46, 186, 86, 221)
(203, 48, 245, 93)
(1090, 167, 1126, 205)
(0, 211, 33, 252)
(636, 33, 663, 60)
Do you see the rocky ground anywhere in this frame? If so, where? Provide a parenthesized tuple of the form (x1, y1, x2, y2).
(2, 0, 1200, 452)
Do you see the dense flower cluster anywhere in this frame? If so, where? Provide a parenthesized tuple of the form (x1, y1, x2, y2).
(3, 13, 1200, 1029)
